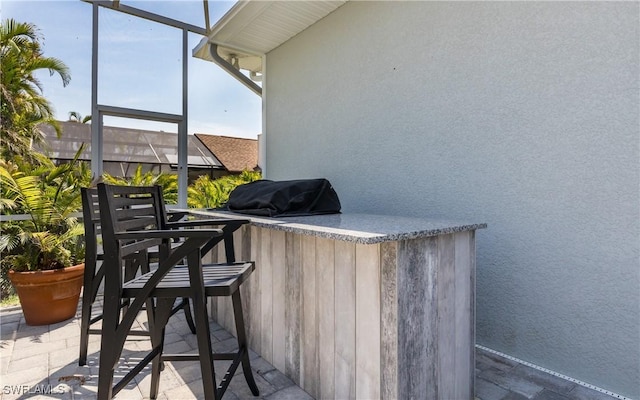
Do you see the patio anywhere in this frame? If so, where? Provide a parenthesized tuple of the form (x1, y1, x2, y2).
(1, 0, 636, 396)
(0, 300, 619, 400)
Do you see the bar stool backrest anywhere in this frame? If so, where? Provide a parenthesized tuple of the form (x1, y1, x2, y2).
(96, 184, 168, 299)
(98, 183, 165, 259)
(81, 187, 101, 287)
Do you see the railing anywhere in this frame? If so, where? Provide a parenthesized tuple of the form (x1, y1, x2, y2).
(0, 212, 83, 222)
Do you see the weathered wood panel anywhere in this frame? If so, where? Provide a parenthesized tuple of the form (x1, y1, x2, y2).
(317, 237, 335, 399)
(334, 240, 356, 400)
(237, 226, 253, 351)
(437, 234, 456, 399)
(271, 230, 287, 372)
(355, 243, 381, 400)
(208, 226, 477, 400)
(300, 235, 318, 398)
(454, 230, 475, 400)
(380, 241, 398, 400)
(284, 232, 302, 384)
(397, 236, 438, 399)
(205, 236, 219, 322)
(217, 238, 236, 336)
(247, 226, 262, 353)
(260, 227, 273, 362)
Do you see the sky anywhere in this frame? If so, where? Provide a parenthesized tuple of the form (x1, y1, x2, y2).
(2, 0, 263, 139)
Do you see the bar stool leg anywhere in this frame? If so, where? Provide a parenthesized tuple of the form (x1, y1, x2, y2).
(78, 281, 94, 366)
(182, 298, 197, 334)
(169, 297, 196, 334)
(97, 278, 122, 400)
(192, 293, 218, 400)
(232, 291, 259, 396)
(149, 298, 175, 399)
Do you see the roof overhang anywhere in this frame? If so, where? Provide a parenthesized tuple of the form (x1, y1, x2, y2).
(193, 0, 347, 75)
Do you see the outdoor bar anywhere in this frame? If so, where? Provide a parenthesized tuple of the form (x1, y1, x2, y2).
(191, 210, 487, 400)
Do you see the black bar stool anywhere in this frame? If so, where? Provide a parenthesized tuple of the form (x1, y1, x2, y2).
(95, 183, 259, 400)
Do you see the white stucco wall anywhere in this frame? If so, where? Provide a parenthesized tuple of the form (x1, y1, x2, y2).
(264, 2, 639, 398)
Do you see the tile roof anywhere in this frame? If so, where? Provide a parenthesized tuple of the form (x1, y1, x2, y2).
(39, 121, 223, 168)
(195, 134, 259, 173)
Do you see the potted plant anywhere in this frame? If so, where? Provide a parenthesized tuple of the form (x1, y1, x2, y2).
(0, 152, 89, 325)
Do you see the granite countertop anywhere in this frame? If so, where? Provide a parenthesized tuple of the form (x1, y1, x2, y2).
(177, 209, 487, 245)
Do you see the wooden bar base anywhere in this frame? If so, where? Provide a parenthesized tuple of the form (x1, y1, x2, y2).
(208, 224, 478, 400)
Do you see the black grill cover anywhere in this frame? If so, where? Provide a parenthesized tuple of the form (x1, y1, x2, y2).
(226, 179, 341, 217)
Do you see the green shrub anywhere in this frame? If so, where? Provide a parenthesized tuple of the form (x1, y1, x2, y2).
(188, 170, 261, 209)
(103, 165, 178, 204)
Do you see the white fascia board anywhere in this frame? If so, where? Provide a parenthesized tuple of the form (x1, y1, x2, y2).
(208, 1, 273, 45)
(193, 1, 270, 61)
(193, 1, 346, 61)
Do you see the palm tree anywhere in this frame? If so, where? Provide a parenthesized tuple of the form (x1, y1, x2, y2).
(68, 111, 91, 124)
(0, 19, 71, 161)
(0, 150, 89, 272)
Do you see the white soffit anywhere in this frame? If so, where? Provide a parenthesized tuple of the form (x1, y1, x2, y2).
(193, 0, 347, 73)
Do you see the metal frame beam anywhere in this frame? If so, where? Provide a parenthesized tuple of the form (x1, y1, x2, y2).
(81, 0, 207, 35)
(86, 0, 199, 207)
(90, 2, 100, 178)
(179, 29, 189, 208)
(97, 105, 182, 123)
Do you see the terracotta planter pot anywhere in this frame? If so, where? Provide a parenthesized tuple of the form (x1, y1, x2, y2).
(8, 263, 85, 326)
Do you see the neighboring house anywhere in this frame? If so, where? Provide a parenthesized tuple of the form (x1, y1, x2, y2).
(37, 121, 256, 181)
(195, 2, 639, 398)
(195, 133, 259, 173)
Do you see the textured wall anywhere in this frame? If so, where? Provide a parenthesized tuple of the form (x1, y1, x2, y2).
(264, 2, 639, 397)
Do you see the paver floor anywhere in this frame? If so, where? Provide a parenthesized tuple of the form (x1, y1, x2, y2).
(0, 301, 622, 400)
